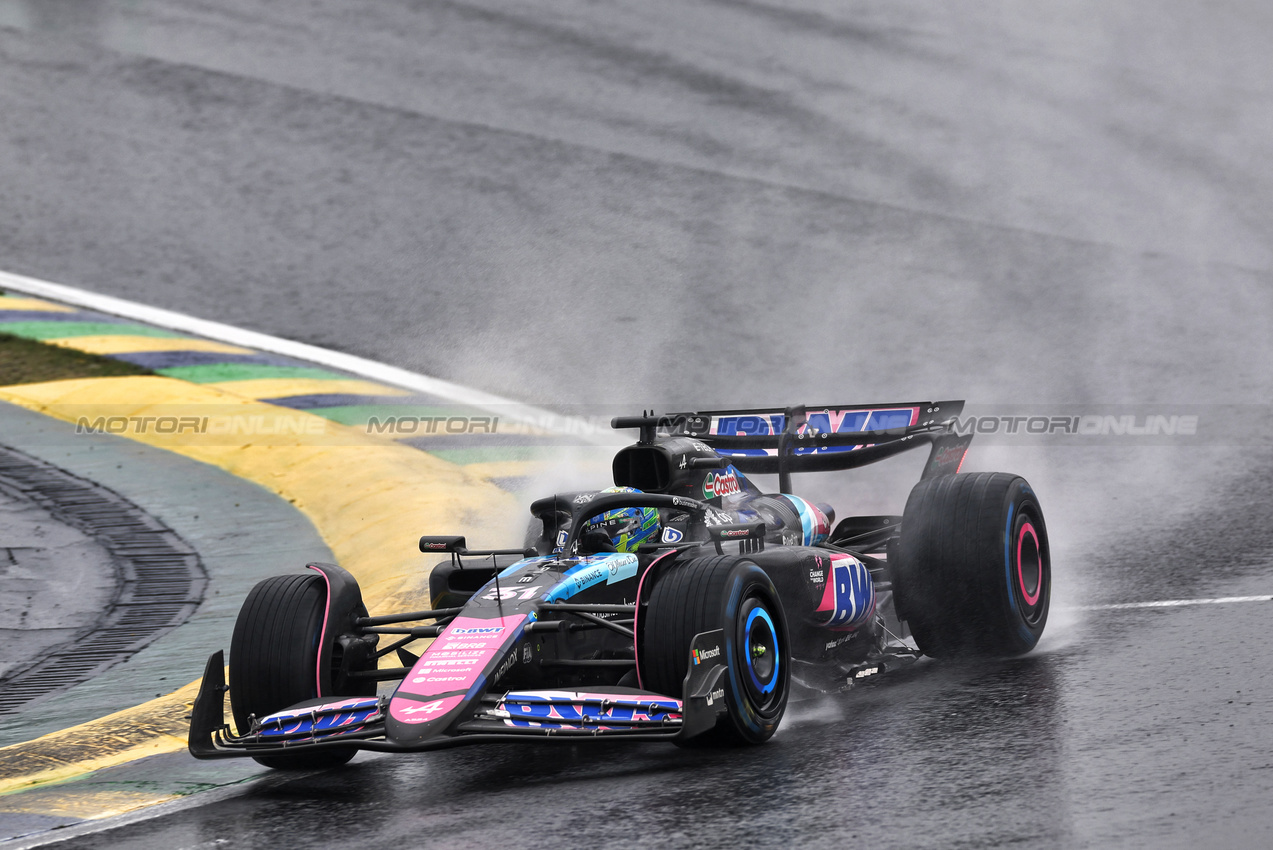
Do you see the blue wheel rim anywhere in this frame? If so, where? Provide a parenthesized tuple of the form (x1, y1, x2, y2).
(744, 605, 779, 696)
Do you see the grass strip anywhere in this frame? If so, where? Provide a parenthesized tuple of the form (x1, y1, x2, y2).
(0, 333, 152, 385)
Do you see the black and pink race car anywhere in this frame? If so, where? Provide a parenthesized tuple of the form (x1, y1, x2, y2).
(189, 401, 1051, 768)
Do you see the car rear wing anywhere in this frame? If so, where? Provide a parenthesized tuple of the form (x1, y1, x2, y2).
(613, 401, 971, 492)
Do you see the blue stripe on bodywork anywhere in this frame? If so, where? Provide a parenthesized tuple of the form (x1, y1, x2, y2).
(545, 553, 638, 602)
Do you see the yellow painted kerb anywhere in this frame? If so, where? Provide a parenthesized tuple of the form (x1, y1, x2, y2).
(0, 296, 77, 313)
(0, 375, 521, 796)
(43, 335, 257, 356)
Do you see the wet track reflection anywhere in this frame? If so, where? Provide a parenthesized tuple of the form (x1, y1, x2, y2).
(60, 661, 1076, 849)
(52, 564, 1273, 850)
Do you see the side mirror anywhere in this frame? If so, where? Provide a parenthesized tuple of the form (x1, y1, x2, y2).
(419, 535, 467, 553)
(707, 523, 766, 555)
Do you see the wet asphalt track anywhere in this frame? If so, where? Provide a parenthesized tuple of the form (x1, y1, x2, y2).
(2, 1, 1272, 847)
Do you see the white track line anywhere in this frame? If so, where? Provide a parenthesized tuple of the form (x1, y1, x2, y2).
(0, 269, 599, 437)
(1070, 595, 1272, 611)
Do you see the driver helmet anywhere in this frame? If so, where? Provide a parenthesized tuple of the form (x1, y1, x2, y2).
(581, 486, 661, 554)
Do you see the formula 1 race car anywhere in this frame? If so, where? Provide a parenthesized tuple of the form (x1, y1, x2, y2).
(189, 401, 1050, 767)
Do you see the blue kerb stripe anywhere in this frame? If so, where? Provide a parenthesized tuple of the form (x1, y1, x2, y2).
(109, 351, 302, 369)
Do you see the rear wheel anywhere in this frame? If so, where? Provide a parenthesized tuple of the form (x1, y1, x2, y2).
(229, 572, 373, 769)
(640, 554, 789, 744)
(894, 472, 1050, 657)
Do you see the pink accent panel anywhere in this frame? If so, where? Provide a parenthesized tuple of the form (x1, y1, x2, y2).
(399, 614, 526, 698)
(816, 561, 836, 613)
(306, 565, 332, 697)
(1018, 523, 1041, 605)
(389, 693, 466, 724)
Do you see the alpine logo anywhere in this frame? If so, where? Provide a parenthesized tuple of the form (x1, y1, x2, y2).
(702, 468, 742, 500)
(391, 693, 467, 724)
(692, 646, 722, 665)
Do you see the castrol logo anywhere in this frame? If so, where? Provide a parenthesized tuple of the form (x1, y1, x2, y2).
(703, 468, 741, 499)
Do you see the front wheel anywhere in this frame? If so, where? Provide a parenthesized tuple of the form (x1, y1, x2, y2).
(228, 568, 375, 769)
(894, 472, 1051, 658)
(639, 554, 790, 744)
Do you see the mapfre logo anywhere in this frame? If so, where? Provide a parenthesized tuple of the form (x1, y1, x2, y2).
(702, 468, 741, 499)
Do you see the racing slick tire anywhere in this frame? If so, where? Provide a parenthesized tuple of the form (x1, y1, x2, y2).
(894, 472, 1050, 658)
(640, 554, 790, 744)
(228, 572, 373, 769)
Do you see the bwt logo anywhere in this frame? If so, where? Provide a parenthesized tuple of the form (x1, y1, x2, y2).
(451, 626, 503, 635)
(366, 416, 499, 435)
